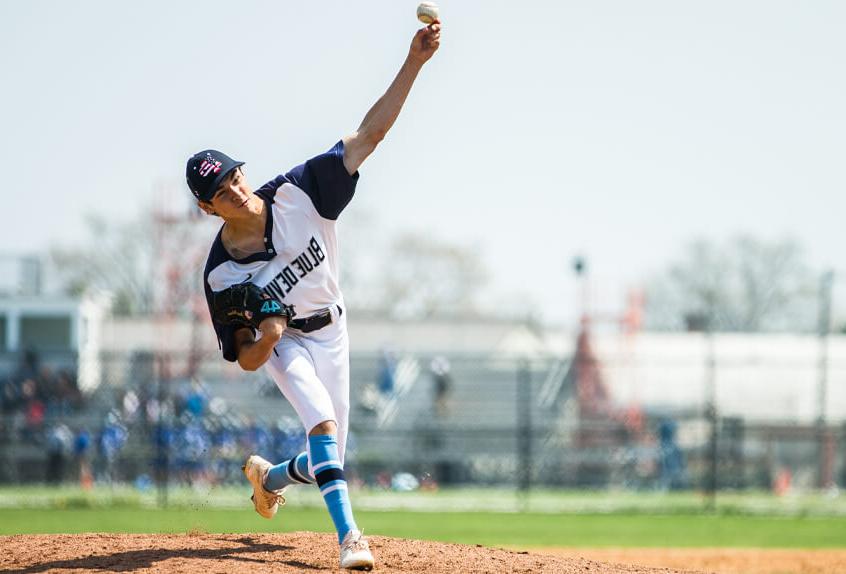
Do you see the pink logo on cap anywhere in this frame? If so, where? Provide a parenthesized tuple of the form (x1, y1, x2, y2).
(198, 154, 222, 178)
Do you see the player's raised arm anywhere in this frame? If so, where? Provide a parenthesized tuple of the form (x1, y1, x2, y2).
(342, 21, 441, 175)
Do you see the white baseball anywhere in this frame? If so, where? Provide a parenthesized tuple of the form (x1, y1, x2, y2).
(417, 2, 439, 25)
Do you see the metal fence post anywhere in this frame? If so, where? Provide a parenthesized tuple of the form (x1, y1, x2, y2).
(704, 319, 718, 512)
(156, 354, 169, 509)
(817, 270, 834, 489)
(517, 359, 532, 510)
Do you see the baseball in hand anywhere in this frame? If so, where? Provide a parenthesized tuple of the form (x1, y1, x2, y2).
(417, 2, 439, 24)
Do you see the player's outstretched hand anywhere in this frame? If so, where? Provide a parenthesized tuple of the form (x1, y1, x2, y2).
(409, 21, 441, 65)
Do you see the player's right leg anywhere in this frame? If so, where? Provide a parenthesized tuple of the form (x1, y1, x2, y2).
(306, 323, 351, 464)
(308, 420, 373, 571)
(300, 308, 372, 569)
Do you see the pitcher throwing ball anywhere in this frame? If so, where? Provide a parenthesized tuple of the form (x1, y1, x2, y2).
(185, 19, 440, 571)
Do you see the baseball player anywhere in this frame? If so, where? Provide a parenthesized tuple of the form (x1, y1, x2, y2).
(185, 20, 441, 571)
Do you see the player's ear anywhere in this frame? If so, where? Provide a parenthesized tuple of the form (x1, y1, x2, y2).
(197, 200, 217, 217)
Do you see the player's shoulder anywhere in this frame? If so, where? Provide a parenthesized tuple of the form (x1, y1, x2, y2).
(204, 229, 231, 279)
(246, 141, 354, 220)
(204, 232, 248, 291)
(204, 230, 273, 293)
(253, 172, 315, 214)
(254, 173, 291, 202)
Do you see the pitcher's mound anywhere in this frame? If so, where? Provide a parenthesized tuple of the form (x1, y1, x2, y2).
(0, 533, 704, 573)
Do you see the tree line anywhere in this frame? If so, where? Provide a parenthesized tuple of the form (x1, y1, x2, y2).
(48, 213, 837, 333)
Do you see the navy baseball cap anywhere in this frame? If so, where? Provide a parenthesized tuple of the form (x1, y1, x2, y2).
(186, 149, 245, 202)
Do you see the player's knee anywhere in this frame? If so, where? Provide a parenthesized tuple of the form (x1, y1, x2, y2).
(308, 420, 337, 436)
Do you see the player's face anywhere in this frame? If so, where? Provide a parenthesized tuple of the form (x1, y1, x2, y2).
(204, 168, 260, 219)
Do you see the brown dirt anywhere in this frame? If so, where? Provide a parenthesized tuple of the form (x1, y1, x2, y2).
(0, 533, 704, 574)
(537, 548, 846, 574)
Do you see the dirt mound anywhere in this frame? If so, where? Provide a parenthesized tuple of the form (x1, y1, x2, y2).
(540, 548, 846, 574)
(0, 533, 702, 573)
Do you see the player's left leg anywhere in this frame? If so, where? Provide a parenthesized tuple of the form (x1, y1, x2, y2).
(248, 337, 336, 519)
(264, 451, 314, 490)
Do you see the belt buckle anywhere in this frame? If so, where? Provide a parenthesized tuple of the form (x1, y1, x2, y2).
(313, 307, 332, 321)
(299, 307, 332, 333)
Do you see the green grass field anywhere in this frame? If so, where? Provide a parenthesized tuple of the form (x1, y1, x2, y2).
(1, 507, 845, 548)
(1, 486, 845, 548)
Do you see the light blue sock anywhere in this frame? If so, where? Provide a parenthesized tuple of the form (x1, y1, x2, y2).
(309, 434, 358, 544)
(264, 451, 313, 491)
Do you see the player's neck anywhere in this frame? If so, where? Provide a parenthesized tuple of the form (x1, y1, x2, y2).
(221, 200, 267, 248)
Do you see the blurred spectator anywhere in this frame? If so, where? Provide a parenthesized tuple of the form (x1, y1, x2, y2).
(122, 390, 141, 422)
(175, 414, 212, 483)
(184, 382, 208, 417)
(98, 410, 128, 483)
(22, 378, 45, 440)
(74, 429, 94, 489)
(45, 423, 74, 483)
(430, 356, 452, 416)
(273, 420, 304, 462)
(243, 418, 274, 456)
(18, 349, 40, 383)
(773, 468, 792, 496)
(657, 419, 687, 490)
(37, 366, 56, 403)
(358, 383, 380, 414)
(377, 349, 397, 396)
(42, 370, 83, 419)
(1, 350, 38, 414)
(1, 375, 21, 414)
(391, 472, 419, 491)
(2, 350, 83, 430)
(152, 420, 175, 485)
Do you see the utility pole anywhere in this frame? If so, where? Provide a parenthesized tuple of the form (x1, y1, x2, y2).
(817, 270, 834, 489)
(703, 292, 718, 512)
(517, 360, 532, 510)
(572, 255, 588, 323)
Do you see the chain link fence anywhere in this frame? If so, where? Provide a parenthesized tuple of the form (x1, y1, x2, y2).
(1, 348, 844, 499)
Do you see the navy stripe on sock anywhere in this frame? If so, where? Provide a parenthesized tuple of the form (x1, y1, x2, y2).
(287, 458, 311, 484)
(315, 467, 345, 488)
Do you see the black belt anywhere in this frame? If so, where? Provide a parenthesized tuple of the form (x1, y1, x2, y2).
(288, 305, 342, 333)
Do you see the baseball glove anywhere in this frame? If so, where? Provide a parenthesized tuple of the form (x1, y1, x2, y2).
(212, 283, 294, 330)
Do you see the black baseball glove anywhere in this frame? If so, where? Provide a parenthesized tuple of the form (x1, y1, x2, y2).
(212, 283, 294, 330)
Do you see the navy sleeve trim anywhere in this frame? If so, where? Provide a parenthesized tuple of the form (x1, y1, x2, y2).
(284, 140, 359, 220)
(203, 234, 255, 362)
(255, 174, 287, 201)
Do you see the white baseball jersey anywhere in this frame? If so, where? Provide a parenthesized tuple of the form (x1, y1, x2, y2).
(203, 140, 358, 362)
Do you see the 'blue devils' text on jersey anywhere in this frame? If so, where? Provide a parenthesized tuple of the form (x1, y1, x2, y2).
(203, 141, 358, 361)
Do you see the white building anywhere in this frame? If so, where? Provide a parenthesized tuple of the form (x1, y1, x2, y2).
(0, 295, 106, 392)
(95, 312, 846, 424)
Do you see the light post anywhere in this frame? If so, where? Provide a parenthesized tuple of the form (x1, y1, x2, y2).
(700, 291, 718, 512)
(817, 270, 834, 489)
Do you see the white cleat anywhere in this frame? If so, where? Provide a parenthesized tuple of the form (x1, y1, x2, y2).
(242, 454, 286, 519)
(340, 529, 374, 571)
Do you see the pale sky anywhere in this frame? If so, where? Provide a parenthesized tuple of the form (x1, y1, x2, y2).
(2, 1, 844, 326)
